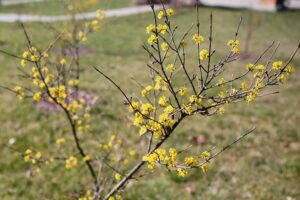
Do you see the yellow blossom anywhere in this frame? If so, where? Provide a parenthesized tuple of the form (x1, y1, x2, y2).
(189, 95, 202, 106)
(14, 86, 22, 92)
(140, 103, 155, 115)
(157, 11, 164, 19)
(161, 42, 168, 52)
(177, 168, 188, 177)
(21, 59, 26, 67)
(178, 87, 187, 96)
(42, 67, 48, 74)
(201, 151, 211, 160)
(157, 24, 168, 34)
(146, 24, 155, 34)
(241, 81, 248, 91)
(256, 64, 265, 72)
(79, 31, 87, 42)
(285, 65, 295, 75)
(56, 138, 65, 145)
(83, 156, 91, 161)
(60, 59, 67, 65)
(192, 34, 204, 45)
(232, 46, 240, 54)
(218, 91, 226, 98)
(114, 173, 122, 181)
(30, 46, 37, 53)
(227, 40, 240, 47)
(25, 149, 32, 155)
(227, 40, 240, 54)
(35, 152, 42, 159)
(166, 8, 174, 17)
(133, 113, 144, 126)
(42, 52, 49, 58)
(141, 85, 153, 97)
(166, 64, 176, 72)
(201, 163, 209, 173)
(18, 92, 25, 100)
(246, 63, 255, 71)
(246, 91, 257, 103)
(138, 125, 147, 136)
(278, 74, 286, 84)
(183, 103, 193, 115)
(31, 55, 38, 62)
(158, 96, 168, 106)
(148, 34, 157, 45)
(24, 155, 30, 162)
(33, 92, 42, 102)
(218, 107, 225, 115)
(184, 156, 199, 167)
(129, 101, 139, 113)
(22, 51, 29, 59)
(129, 150, 136, 157)
(272, 61, 283, 70)
(200, 49, 209, 60)
(164, 105, 175, 114)
(65, 156, 77, 170)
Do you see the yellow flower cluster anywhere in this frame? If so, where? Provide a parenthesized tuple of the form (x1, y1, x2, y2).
(23, 149, 42, 165)
(192, 34, 204, 45)
(114, 173, 122, 181)
(227, 39, 240, 54)
(166, 64, 176, 72)
(201, 151, 211, 160)
(157, 9, 174, 20)
(200, 49, 209, 60)
(65, 156, 78, 170)
(177, 168, 188, 177)
(272, 61, 283, 70)
(99, 135, 121, 152)
(148, 34, 157, 45)
(157, 24, 168, 34)
(143, 148, 178, 170)
(184, 156, 199, 167)
(14, 85, 25, 100)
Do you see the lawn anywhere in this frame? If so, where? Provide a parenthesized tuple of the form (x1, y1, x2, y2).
(0, 0, 132, 15)
(0, 4, 300, 200)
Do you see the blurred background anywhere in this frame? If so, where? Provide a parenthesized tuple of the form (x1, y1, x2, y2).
(0, 0, 299, 199)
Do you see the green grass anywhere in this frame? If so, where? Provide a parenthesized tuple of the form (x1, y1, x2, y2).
(0, 0, 132, 15)
(0, 6, 300, 200)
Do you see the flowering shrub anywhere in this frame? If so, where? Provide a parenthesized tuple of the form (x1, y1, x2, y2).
(0, 1, 299, 200)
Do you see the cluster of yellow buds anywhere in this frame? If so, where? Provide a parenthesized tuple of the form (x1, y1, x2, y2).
(14, 85, 25, 100)
(23, 148, 55, 173)
(99, 135, 122, 152)
(20, 46, 39, 68)
(227, 39, 240, 54)
(143, 148, 178, 170)
(146, 9, 174, 45)
(243, 61, 295, 103)
(65, 156, 78, 170)
(143, 148, 212, 177)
